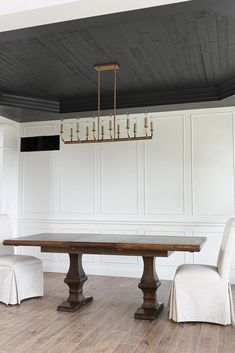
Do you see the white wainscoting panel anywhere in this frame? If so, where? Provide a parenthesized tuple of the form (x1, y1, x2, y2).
(21, 152, 55, 215)
(101, 140, 138, 215)
(0, 121, 19, 220)
(59, 144, 96, 214)
(144, 116, 184, 215)
(191, 112, 235, 215)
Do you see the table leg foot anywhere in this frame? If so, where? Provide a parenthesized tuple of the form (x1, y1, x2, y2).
(135, 256, 163, 321)
(58, 253, 93, 313)
(134, 302, 164, 320)
(57, 296, 93, 312)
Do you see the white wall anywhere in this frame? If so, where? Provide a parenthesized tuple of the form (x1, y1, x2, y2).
(16, 106, 235, 282)
(0, 1, 190, 32)
(0, 117, 19, 235)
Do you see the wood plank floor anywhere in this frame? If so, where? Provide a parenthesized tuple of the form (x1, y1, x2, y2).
(0, 272, 234, 353)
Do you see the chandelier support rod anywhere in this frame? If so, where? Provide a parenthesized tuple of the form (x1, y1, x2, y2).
(97, 67, 101, 140)
(113, 66, 117, 139)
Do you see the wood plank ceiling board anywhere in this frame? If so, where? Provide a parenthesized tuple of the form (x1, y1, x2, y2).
(0, 0, 234, 122)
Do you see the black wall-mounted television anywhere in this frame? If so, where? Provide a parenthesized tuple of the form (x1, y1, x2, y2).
(20, 135, 60, 152)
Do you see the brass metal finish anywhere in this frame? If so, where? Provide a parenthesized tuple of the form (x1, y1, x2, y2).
(61, 135, 153, 144)
(97, 68, 101, 139)
(114, 65, 117, 138)
(94, 63, 120, 71)
(60, 63, 154, 145)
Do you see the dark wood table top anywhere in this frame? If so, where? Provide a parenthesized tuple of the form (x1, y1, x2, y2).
(3, 233, 206, 252)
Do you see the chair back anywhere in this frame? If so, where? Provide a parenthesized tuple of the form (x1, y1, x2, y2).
(217, 217, 235, 279)
(0, 214, 14, 255)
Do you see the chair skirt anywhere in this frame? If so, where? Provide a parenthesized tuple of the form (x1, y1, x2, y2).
(0, 255, 43, 305)
(169, 264, 234, 325)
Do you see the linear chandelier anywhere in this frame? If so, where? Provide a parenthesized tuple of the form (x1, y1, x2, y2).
(60, 63, 154, 144)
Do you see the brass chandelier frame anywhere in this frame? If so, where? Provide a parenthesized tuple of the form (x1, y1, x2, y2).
(60, 63, 154, 144)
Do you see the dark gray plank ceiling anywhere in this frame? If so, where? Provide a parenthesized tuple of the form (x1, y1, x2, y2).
(0, 0, 235, 122)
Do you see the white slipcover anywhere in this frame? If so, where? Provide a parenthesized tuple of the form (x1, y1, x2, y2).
(0, 214, 43, 305)
(169, 218, 235, 325)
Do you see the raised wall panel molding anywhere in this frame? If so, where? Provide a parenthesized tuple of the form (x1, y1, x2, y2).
(17, 218, 228, 228)
(21, 152, 56, 216)
(20, 124, 57, 217)
(144, 115, 185, 215)
(100, 117, 139, 215)
(191, 112, 235, 215)
(58, 133, 96, 215)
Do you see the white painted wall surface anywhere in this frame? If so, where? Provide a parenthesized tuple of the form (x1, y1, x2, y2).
(0, 0, 191, 15)
(0, 117, 19, 235)
(0, 0, 191, 32)
(16, 106, 235, 283)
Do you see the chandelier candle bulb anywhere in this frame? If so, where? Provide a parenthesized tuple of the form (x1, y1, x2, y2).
(70, 126, 73, 140)
(117, 124, 120, 137)
(144, 116, 148, 129)
(134, 123, 137, 133)
(76, 119, 79, 132)
(60, 118, 64, 134)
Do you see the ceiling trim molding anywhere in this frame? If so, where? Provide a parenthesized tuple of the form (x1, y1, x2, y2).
(218, 79, 235, 100)
(1, 79, 235, 122)
(60, 86, 218, 113)
(0, 93, 59, 112)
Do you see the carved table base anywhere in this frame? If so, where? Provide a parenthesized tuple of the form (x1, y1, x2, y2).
(57, 254, 162, 319)
(57, 253, 93, 312)
(134, 256, 164, 320)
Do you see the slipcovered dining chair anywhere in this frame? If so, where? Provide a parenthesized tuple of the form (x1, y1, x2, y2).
(0, 214, 43, 305)
(169, 217, 235, 325)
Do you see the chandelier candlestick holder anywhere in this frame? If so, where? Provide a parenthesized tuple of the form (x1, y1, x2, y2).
(60, 63, 154, 144)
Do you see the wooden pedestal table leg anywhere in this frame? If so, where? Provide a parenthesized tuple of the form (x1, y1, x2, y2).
(134, 256, 164, 320)
(57, 254, 93, 312)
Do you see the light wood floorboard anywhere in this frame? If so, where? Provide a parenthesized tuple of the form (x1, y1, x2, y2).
(0, 272, 234, 353)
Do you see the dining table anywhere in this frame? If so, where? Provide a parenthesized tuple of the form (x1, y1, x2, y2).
(3, 233, 206, 320)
